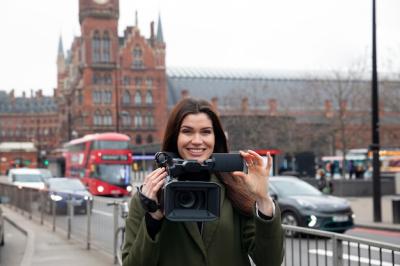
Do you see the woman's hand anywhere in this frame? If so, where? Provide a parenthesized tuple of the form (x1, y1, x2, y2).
(233, 150, 274, 216)
(141, 167, 167, 220)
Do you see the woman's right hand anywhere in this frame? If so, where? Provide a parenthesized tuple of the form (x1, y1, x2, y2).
(141, 167, 167, 220)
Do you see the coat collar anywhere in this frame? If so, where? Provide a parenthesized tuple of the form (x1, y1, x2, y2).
(183, 174, 225, 257)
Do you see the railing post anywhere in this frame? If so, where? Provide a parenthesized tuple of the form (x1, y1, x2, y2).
(52, 198, 56, 232)
(40, 191, 44, 225)
(86, 199, 91, 250)
(332, 235, 343, 266)
(67, 194, 73, 240)
(28, 189, 33, 220)
(113, 201, 119, 264)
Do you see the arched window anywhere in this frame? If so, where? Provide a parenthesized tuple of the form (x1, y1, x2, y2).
(135, 134, 142, 145)
(134, 111, 142, 128)
(146, 134, 153, 144)
(121, 112, 131, 126)
(145, 91, 153, 105)
(92, 31, 101, 63)
(102, 91, 108, 104)
(104, 110, 112, 125)
(132, 45, 143, 69)
(134, 91, 142, 105)
(145, 112, 154, 127)
(123, 91, 130, 105)
(102, 31, 111, 62)
(94, 110, 101, 125)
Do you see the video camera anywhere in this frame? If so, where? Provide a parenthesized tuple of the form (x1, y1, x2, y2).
(155, 152, 246, 222)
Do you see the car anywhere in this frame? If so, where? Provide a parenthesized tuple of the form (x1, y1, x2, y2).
(269, 176, 354, 235)
(7, 168, 46, 190)
(37, 168, 53, 181)
(43, 178, 93, 214)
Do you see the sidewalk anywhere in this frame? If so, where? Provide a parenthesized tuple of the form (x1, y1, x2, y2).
(3, 207, 114, 266)
(346, 195, 400, 231)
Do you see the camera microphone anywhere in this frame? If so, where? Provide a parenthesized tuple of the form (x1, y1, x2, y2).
(208, 153, 246, 172)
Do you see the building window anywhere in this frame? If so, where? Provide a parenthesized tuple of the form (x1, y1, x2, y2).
(123, 91, 131, 104)
(135, 78, 142, 89)
(145, 91, 153, 105)
(92, 31, 101, 63)
(102, 31, 111, 62)
(121, 112, 131, 126)
(135, 134, 142, 145)
(134, 91, 142, 105)
(123, 76, 130, 86)
(134, 111, 142, 128)
(104, 110, 112, 126)
(93, 91, 101, 104)
(146, 78, 153, 90)
(146, 134, 153, 144)
(132, 45, 143, 69)
(78, 90, 83, 104)
(94, 110, 101, 125)
(145, 112, 154, 127)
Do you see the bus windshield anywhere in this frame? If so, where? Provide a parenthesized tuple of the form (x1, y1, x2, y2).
(92, 140, 129, 150)
(93, 164, 131, 185)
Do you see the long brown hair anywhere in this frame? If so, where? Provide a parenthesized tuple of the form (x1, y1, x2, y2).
(162, 98, 255, 216)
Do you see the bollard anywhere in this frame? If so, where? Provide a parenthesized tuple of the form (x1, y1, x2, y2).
(52, 198, 56, 232)
(67, 194, 73, 240)
(40, 191, 44, 225)
(113, 201, 119, 264)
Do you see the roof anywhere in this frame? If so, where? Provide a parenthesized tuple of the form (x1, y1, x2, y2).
(0, 94, 58, 113)
(64, 132, 130, 147)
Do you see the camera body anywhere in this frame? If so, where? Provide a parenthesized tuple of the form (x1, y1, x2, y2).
(155, 152, 245, 222)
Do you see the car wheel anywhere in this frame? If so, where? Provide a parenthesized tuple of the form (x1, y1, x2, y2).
(281, 211, 300, 237)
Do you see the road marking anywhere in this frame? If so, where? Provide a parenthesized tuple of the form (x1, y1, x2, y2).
(92, 209, 113, 217)
(309, 249, 399, 266)
(344, 241, 400, 255)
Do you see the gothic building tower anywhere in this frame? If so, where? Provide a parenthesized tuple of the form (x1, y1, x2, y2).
(56, 0, 167, 146)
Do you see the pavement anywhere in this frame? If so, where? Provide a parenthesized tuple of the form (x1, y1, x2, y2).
(2, 195, 400, 266)
(2, 207, 114, 266)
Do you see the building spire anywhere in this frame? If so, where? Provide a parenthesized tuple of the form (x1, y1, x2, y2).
(58, 35, 64, 57)
(135, 10, 138, 28)
(156, 13, 164, 43)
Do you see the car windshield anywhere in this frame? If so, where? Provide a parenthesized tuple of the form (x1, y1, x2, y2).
(12, 174, 43, 182)
(93, 164, 131, 185)
(49, 180, 86, 191)
(271, 179, 322, 197)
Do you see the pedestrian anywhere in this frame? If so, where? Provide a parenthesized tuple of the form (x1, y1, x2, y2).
(122, 98, 284, 266)
(348, 160, 355, 179)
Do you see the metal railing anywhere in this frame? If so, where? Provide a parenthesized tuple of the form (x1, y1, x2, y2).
(1, 182, 399, 266)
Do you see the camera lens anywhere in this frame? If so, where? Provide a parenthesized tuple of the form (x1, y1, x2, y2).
(177, 191, 196, 208)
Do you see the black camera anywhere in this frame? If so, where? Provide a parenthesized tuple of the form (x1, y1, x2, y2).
(155, 152, 246, 222)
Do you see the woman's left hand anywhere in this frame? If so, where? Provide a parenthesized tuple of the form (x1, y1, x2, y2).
(233, 150, 274, 216)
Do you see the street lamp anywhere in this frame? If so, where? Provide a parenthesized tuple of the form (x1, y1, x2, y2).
(371, 0, 381, 222)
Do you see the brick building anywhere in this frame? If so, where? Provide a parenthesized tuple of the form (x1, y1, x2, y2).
(56, 0, 168, 146)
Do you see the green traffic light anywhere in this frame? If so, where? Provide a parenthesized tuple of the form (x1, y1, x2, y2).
(44, 160, 49, 166)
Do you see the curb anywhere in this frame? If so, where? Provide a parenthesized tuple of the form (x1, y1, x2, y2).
(355, 223, 400, 233)
(3, 210, 35, 266)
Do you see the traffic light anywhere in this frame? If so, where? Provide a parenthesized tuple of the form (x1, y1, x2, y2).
(43, 159, 49, 166)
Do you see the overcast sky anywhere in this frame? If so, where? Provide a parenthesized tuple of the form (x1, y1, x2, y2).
(1, 0, 399, 96)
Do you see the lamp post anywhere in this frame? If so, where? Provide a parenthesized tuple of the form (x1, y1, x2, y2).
(371, 0, 381, 222)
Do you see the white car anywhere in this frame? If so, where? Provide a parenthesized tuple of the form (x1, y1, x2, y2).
(7, 168, 46, 190)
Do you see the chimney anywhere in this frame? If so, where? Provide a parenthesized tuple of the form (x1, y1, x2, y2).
(22, 91, 26, 98)
(268, 99, 277, 115)
(9, 89, 15, 99)
(324, 100, 333, 118)
(181, 89, 189, 99)
(36, 89, 43, 98)
(241, 97, 249, 113)
(211, 97, 218, 113)
(150, 21, 155, 46)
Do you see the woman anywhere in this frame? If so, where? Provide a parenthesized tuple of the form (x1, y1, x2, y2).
(122, 98, 284, 266)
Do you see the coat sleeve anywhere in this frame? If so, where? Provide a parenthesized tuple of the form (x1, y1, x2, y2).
(241, 202, 284, 266)
(122, 193, 163, 266)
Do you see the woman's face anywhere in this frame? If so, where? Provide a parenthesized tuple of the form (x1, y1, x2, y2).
(177, 113, 215, 162)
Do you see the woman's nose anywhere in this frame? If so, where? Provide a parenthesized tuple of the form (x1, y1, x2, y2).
(191, 133, 202, 143)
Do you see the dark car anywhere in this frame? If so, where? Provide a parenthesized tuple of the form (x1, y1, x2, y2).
(269, 176, 354, 234)
(44, 178, 93, 214)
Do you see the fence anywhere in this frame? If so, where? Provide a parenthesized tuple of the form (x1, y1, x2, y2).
(1, 183, 399, 266)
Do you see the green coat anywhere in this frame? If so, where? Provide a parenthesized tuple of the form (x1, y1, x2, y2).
(122, 177, 284, 266)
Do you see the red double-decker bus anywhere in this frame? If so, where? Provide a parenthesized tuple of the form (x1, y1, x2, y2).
(63, 132, 133, 196)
